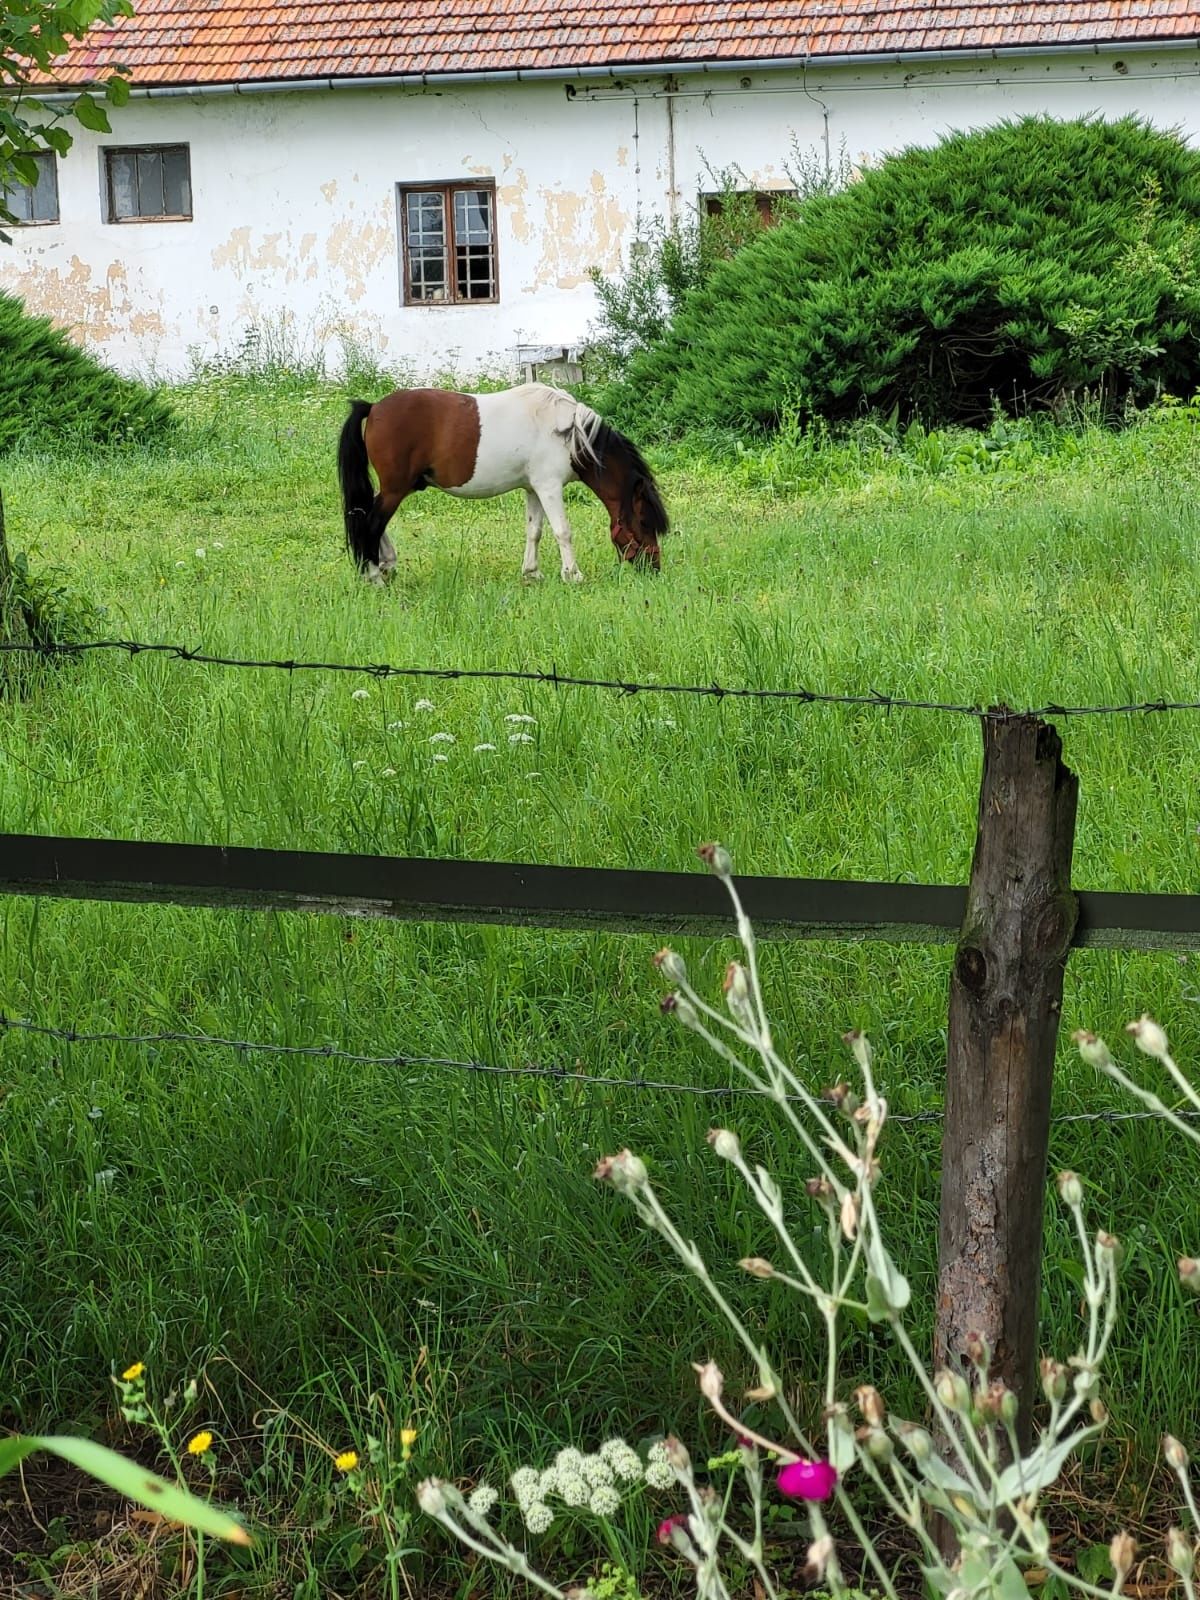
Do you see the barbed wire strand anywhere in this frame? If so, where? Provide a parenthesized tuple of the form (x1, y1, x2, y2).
(4, 638, 1200, 719)
(2, 1013, 1192, 1128)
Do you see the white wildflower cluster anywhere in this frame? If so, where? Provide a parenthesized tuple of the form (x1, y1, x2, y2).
(643, 1440, 676, 1490)
(505, 1440, 648, 1534)
(468, 1483, 499, 1517)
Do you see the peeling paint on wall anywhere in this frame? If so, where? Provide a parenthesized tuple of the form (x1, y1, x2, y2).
(528, 169, 629, 291)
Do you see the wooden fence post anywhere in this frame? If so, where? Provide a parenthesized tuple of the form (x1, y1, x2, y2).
(936, 713, 1079, 1455)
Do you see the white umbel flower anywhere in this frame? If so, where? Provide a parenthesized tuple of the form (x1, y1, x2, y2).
(468, 1484, 499, 1517)
(524, 1502, 553, 1534)
(589, 1485, 621, 1517)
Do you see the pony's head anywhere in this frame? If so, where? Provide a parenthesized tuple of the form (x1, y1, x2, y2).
(574, 416, 668, 572)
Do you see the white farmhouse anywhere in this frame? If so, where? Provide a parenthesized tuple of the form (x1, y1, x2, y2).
(4, 0, 1200, 379)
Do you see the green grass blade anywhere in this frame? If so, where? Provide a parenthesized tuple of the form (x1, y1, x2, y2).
(0, 1434, 252, 1545)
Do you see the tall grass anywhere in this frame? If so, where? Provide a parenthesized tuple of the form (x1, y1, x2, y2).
(1, 383, 1199, 1593)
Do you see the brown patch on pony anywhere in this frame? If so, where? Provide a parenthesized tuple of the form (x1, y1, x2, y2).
(364, 389, 482, 494)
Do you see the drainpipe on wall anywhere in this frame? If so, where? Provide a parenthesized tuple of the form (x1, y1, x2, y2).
(664, 75, 679, 224)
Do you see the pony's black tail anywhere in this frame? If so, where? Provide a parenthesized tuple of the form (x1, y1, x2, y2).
(338, 399, 376, 567)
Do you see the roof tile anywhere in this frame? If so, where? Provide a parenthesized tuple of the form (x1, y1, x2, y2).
(32, 0, 1200, 88)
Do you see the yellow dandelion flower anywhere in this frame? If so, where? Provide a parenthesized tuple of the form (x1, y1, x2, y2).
(121, 1362, 145, 1382)
(400, 1428, 418, 1451)
(335, 1450, 359, 1473)
(187, 1430, 213, 1456)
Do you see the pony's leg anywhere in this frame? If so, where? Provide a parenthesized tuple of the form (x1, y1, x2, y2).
(532, 481, 584, 583)
(521, 490, 546, 581)
(364, 491, 404, 584)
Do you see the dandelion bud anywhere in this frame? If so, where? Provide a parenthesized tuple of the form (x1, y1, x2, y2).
(977, 1381, 1012, 1424)
(693, 1361, 724, 1402)
(842, 1028, 873, 1072)
(593, 1149, 649, 1194)
(1127, 1014, 1169, 1059)
(654, 948, 688, 985)
(723, 961, 751, 1007)
(1056, 1171, 1083, 1207)
(697, 842, 733, 878)
(865, 1428, 893, 1464)
(1096, 1230, 1124, 1264)
(739, 1256, 775, 1279)
(1110, 1531, 1136, 1580)
(1165, 1435, 1190, 1472)
(417, 1478, 449, 1516)
(964, 1331, 990, 1370)
(1040, 1359, 1068, 1403)
(805, 1534, 835, 1583)
(1179, 1257, 1200, 1293)
(707, 1127, 741, 1162)
(934, 1370, 971, 1413)
(664, 1436, 691, 1473)
(854, 1385, 886, 1428)
(839, 1192, 860, 1240)
(1167, 1528, 1195, 1578)
(661, 992, 699, 1028)
(1072, 1029, 1114, 1070)
(895, 1420, 933, 1462)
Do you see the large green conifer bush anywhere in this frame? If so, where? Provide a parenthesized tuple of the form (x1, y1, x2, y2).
(616, 116, 1200, 433)
(0, 291, 174, 452)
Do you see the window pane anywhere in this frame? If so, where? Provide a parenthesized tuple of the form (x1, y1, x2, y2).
(4, 174, 33, 223)
(405, 191, 446, 301)
(163, 147, 191, 216)
(453, 188, 494, 299)
(31, 153, 59, 221)
(109, 151, 137, 219)
(136, 149, 164, 216)
(454, 188, 492, 243)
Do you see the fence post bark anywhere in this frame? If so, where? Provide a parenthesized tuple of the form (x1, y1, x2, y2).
(936, 713, 1079, 1463)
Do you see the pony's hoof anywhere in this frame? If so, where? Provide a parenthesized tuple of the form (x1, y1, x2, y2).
(562, 568, 585, 584)
(522, 569, 545, 584)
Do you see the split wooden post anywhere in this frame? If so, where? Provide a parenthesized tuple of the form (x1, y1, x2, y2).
(936, 713, 1079, 1454)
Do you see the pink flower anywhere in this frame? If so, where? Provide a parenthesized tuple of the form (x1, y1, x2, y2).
(657, 1513, 689, 1546)
(776, 1459, 838, 1502)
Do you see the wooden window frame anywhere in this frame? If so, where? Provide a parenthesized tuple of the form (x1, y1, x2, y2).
(102, 144, 192, 224)
(3, 150, 60, 226)
(702, 188, 797, 226)
(398, 180, 499, 307)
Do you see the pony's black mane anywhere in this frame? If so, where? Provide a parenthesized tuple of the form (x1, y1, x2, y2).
(584, 420, 670, 537)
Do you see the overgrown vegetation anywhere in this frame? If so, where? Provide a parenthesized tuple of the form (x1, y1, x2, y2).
(1, 375, 1200, 1593)
(0, 291, 176, 452)
(586, 144, 851, 371)
(609, 116, 1200, 435)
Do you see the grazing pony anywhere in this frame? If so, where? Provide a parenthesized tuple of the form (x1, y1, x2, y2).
(337, 383, 668, 583)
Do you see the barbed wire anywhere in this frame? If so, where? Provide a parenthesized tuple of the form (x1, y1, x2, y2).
(2, 1013, 1193, 1128)
(4, 637, 1200, 718)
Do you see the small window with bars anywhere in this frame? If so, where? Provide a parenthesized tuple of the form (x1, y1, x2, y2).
(399, 182, 498, 305)
(2, 151, 60, 225)
(103, 145, 192, 223)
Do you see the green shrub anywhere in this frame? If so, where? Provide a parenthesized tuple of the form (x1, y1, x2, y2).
(0, 290, 175, 453)
(613, 116, 1200, 434)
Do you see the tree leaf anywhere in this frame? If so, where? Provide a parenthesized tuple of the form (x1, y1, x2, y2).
(71, 92, 112, 132)
(105, 70, 130, 106)
(0, 1435, 251, 1545)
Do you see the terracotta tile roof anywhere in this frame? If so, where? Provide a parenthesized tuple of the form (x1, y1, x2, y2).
(45, 1, 1200, 89)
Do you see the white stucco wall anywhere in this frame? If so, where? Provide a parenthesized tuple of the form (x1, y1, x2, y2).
(3, 46, 1199, 378)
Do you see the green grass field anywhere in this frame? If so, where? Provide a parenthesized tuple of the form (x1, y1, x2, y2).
(2, 381, 1200, 1595)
